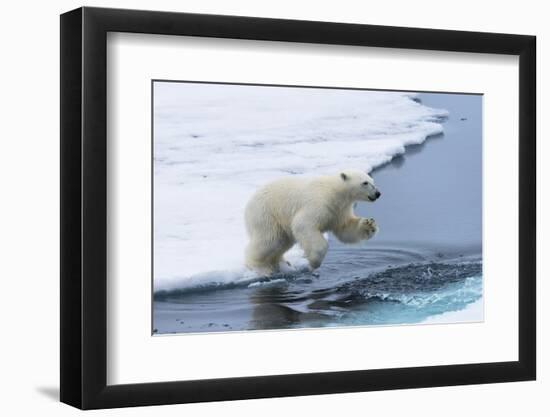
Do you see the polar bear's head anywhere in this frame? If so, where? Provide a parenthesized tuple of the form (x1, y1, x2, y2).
(339, 169, 381, 202)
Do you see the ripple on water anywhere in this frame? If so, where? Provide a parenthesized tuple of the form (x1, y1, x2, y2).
(154, 245, 482, 333)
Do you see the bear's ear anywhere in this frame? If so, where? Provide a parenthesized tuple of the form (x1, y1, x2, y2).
(340, 172, 348, 181)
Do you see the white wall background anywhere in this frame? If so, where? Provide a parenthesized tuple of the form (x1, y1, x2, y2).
(0, 0, 545, 415)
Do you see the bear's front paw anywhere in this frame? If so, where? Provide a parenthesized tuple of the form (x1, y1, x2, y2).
(359, 217, 378, 239)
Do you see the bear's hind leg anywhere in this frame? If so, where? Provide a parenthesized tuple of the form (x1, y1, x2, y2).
(245, 231, 293, 275)
(245, 239, 277, 275)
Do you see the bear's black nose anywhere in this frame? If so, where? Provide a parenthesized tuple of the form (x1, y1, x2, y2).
(375, 191, 381, 199)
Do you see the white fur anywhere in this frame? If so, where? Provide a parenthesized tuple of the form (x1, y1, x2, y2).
(244, 169, 380, 274)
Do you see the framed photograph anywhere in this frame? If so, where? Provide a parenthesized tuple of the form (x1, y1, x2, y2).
(60, 6, 536, 409)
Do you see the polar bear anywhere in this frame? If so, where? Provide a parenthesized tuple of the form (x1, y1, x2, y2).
(244, 169, 381, 274)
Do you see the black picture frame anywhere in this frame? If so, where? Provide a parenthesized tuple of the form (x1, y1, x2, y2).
(60, 6, 536, 410)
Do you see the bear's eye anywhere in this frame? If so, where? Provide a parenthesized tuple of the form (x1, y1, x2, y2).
(362, 181, 370, 186)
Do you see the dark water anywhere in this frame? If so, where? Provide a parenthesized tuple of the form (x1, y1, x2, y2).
(366, 93, 482, 247)
(153, 93, 483, 334)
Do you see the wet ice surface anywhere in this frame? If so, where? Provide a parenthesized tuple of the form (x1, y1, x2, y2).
(152, 85, 483, 334)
